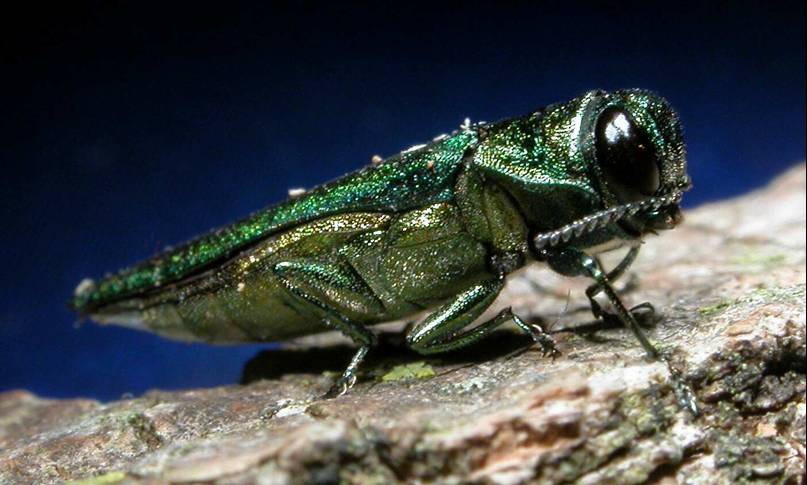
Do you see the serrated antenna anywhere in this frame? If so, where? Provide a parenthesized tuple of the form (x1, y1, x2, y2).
(532, 192, 683, 250)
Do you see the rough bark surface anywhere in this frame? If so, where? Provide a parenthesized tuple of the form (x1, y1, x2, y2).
(2, 165, 805, 485)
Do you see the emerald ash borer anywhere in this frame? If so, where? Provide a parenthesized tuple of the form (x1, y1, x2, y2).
(72, 89, 694, 403)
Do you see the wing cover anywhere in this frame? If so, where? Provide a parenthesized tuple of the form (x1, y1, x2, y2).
(73, 130, 477, 312)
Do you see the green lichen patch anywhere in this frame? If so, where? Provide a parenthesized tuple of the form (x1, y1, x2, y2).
(698, 300, 733, 317)
(730, 251, 786, 268)
(711, 429, 787, 481)
(381, 362, 436, 382)
(124, 413, 163, 450)
(743, 284, 806, 306)
(698, 283, 806, 318)
(66, 471, 126, 485)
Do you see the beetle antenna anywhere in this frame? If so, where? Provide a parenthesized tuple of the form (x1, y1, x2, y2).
(532, 191, 683, 250)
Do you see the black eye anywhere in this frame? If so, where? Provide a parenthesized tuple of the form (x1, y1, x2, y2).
(595, 106, 660, 202)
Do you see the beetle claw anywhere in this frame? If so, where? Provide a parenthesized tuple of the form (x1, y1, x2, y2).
(600, 301, 658, 329)
(527, 323, 560, 359)
(323, 373, 357, 399)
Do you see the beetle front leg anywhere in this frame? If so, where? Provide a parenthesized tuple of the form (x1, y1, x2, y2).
(406, 277, 558, 357)
(542, 247, 658, 357)
(273, 260, 381, 398)
(583, 252, 699, 415)
(578, 252, 659, 358)
(543, 247, 699, 415)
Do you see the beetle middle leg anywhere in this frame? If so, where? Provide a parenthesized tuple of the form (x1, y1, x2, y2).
(406, 277, 558, 357)
(584, 244, 657, 328)
(273, 259, 383, 398)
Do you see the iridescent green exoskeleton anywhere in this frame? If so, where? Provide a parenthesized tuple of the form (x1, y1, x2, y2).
(72, 89, 693, 404)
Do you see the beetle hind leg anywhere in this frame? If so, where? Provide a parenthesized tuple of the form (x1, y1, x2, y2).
(511, 311, 559, 358)
(272, 259, 383, 398)
(406, 277, 558, 357)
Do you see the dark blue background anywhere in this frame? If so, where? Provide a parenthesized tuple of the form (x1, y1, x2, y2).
(2, 2, 804, 401)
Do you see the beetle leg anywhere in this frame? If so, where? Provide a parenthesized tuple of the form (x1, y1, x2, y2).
(273, 260, 382, 398)
(584, 244, 656, 327)
(577, 253, 659, 358)
(544, 247, 699, 415)
(406, 277, 558, 356)
(543, 247, 658, 357)
(585, 243, 641, 300)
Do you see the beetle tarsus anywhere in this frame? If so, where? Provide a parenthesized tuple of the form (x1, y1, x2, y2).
(669, 365, 701, 417)
(591, 301, 658, 330)
(510, 311, 559, 358)
(323, 344, 369, 399)
(323, 373, 356, 399)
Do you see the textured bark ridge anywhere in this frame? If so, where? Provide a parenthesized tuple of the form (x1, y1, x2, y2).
(2, 165, 805, 484)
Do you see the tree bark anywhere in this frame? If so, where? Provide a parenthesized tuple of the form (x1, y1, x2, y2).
(1, 165, 804, 484)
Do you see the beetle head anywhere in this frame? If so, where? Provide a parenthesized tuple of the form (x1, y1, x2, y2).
(472, 89, 690, 244)
(584, 89, 691, 235)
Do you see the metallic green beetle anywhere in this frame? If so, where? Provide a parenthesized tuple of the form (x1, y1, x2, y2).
(72, 89, 691, 399)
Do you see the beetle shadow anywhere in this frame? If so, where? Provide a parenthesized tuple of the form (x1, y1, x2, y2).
(238, 312, 658, 385)
(240, 329, 536, 385)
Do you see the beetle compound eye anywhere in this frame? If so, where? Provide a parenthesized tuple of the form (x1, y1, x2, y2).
(595, 106, 661, 202)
